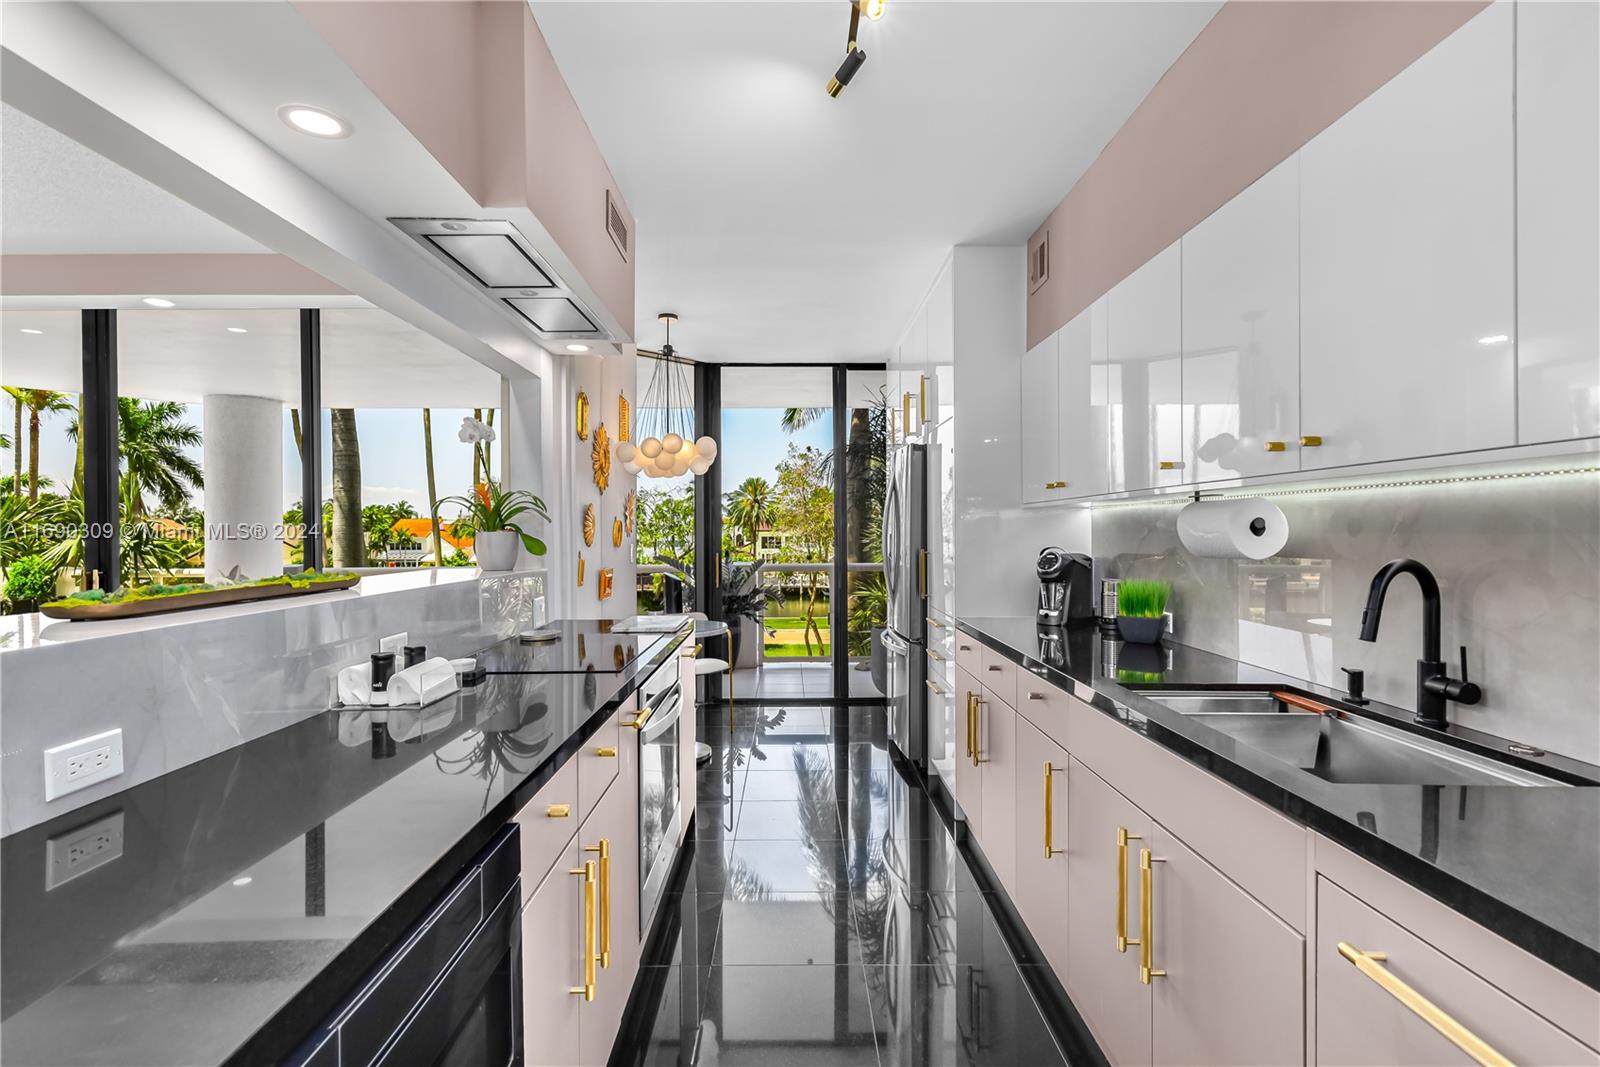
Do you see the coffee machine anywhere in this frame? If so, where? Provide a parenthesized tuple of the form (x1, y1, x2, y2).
(1036, 548, 1095, 626)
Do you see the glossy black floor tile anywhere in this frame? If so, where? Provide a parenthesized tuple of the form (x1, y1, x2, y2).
(623, 703, 1091, 1067)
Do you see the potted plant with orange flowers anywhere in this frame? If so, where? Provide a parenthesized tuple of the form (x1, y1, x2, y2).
(436, 481, 550, 572)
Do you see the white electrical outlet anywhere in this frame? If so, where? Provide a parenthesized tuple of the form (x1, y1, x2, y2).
(46, 811, 124, 889)
(43, 728, 124, 801)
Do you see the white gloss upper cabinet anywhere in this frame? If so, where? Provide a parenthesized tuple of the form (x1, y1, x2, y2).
(927, 261, 955, 426)
(1516, 0, 1600, 444)
(1181, 156, 1301, 482)
(1108, 242, 1185, 492)
(1299, 3, 1515, 469)
(1020, 329, 1063, 503)
(1058, 299, 1110, 499)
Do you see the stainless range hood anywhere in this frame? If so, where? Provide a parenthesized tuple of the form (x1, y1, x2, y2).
(390, 217, 607, 343)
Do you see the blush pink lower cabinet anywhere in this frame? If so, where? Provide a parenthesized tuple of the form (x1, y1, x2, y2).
(1065, 757, 1153, 1067)
(1315, 878, 1598, 1067)
(954, 665, 984, 834)
(1146, 823, 1304, 1066)
(677, 648, 697, 848)
(1066, 757, 1305, 1066)
(522, 747, 641, 1066)
(1013, 716, 1071, 975)
(977, 684, 1018, 892)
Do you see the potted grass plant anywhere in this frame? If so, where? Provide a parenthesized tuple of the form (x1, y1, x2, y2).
(1116, 579, 1170, 644)
(436, 481, 550, 573)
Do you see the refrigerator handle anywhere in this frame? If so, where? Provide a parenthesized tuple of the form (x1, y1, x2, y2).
(881, 628, 910, 655)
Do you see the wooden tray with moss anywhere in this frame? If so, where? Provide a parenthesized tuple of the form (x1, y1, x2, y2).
(41, 572, 361, 621)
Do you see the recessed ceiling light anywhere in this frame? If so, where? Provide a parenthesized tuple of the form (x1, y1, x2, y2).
(566, 344, 590, 353)
(232, 876, 253, 887)
(277, 104, 352, 140)
(227, 327, 249, 334)
(1477, 334, 1510, 346)
(142, 297, 176, 308)
(440, 221, 468, 232)
(19, 328, 43, 335)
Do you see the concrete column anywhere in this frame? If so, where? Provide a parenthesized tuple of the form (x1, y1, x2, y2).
(202, 394, 284, 583)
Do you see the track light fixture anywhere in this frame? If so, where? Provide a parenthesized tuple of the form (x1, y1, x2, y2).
(826, 0, 884, 98)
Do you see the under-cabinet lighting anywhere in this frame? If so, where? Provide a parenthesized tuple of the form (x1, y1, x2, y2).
(19, 328, 42, 335)
(1089, 464, 1600, 510)
(1478, 334, 1510, 346)
(227, 327, 248, 334)
(232, 876, 253, 887)
(142, 297, 176, 308)
(566, 344, 591, 353)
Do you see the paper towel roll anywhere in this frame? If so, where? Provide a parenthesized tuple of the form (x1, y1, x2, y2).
(1177, 498, 1288, 560)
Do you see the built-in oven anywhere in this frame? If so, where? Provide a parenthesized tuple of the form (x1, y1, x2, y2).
(635, 669, 682, 937)
(290, 826, 522, 1067)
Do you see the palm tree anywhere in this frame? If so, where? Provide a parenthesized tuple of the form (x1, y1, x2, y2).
(330, 408, 364, 566)
(8, 389, 74, 501)
(422, 409, 443, 565)
(116, 398, 202, 516)
(5, 387, 22, 495)
(725, 476, 773, 559)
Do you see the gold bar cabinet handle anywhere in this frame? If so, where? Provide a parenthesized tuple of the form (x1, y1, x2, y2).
(964, 692, 974, 758)
(902, 393, 914, 435)
(1116, 827, 1141, 952)
(971, 697, 986, 765)
(569, 861, 597, 1000)
(1263, 440, 1287, 452)
(1300, 435, 1323, 447)
(926, 648, 945, 662)
(1043, 762, 1063, 858)
(918, 548, 928, 598)
(1139, 848, 1166, 983)
(595, 746, 617, 758)
(1337, 944, 1511, 1067)
(926, 616, 945, 630)
(625, 704, 656, 730)
(546, 803, 571, 818)
(585, 839, 611, 968)
(1044, 480, 1067, 490)
(925, 679, 944, 695)
(919, 374, 928, 424)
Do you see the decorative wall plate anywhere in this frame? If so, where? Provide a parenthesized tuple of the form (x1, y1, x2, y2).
(576, 391, 590, 441)
(624, 489, 636, 535)
(618, 393, 631, 442)
(577, 554, 586, 586)
(582, 503, 596, 547)
(592, 423, 611, 494)
(598, 568, 614, 601)
(612, 517, 623, 547)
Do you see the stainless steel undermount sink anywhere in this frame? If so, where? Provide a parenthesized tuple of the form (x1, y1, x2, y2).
(1137, 691, 1564, 787)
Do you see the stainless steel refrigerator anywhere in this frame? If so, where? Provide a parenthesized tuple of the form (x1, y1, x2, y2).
(882, 442, 927, 767)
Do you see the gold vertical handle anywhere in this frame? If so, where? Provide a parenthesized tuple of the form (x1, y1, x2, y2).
(1043, 762, 1064, 858)
(1140, 848, 1166, 983)
(903, 393, 913, 436)
(585, 839, 611, 968)
(918, 548, 928, 598)
(1337, 944, 1511, 1067)
(965, 692, 975, 758)
(569, 861, 597, 1000)
(971, 697, 986, 765)
(1116, 827, 1141, 952)
(919, 374, 927, 424)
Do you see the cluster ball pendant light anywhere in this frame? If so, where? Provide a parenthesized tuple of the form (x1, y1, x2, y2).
(617, 313, 718, 480)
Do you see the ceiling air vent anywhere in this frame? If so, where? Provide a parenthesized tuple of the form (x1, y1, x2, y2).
(391, 217, 610, 343)
(1029, 230, 1049, 294)
(606, 189, 630, 263)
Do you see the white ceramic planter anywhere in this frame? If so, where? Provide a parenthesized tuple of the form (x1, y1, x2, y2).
(474, 530, 519, 572)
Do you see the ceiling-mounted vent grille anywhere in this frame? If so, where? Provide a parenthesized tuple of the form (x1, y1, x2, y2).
(606, 189, 630, 263)
(1029, 231, 1049, 294)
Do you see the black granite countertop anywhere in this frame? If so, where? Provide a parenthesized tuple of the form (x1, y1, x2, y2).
(0, 618, 691, 1067)
(957, 616, 1600, 991)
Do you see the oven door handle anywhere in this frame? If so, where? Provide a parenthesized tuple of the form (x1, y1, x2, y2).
(639, 684, 682, 743)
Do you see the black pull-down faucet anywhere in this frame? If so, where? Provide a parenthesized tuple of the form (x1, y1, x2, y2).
(1358, 558, 1482, 729)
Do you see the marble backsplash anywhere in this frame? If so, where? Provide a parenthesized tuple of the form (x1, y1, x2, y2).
(0, 570, 543, 836)
(1092, 463, 1600, 763)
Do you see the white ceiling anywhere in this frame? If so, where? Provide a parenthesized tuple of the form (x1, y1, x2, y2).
(0, 102, 268, 254)
(534, 1, 1220, 364)
(1, 307, 502, 408)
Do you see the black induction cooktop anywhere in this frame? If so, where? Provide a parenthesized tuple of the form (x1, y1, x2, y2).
(474, 618, 684, 675)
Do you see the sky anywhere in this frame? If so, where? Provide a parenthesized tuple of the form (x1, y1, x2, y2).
(12, 398, 830, 515)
